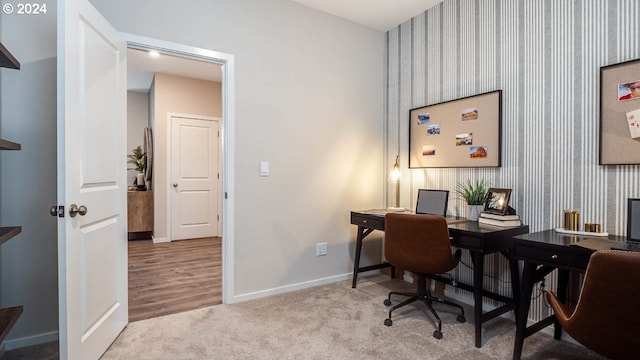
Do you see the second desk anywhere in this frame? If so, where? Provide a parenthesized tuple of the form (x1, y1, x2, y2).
(351, 210, 529, 348)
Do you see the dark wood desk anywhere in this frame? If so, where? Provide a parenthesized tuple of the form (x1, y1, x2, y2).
(511, 229, 630, 360)
(351, 210, 529, 348)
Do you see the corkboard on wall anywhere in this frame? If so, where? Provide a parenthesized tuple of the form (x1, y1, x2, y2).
(600, 58, 640, 165)
(409, 90, 502, 168)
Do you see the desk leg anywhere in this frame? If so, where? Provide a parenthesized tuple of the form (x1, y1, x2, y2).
(554, 269, 569, 340)
(513, 262, 537, 360)
(352, 226, 366, 288)
(509, 253, 520, 317)
(471, 251, 484, 348)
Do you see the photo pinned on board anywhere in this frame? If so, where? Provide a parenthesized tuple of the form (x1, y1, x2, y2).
(461, 107, 478, 121)
(470, 145, 487, 158)
(427, 124, 440, 135)
(422, 145, 436, 156)
(618, 80, 640, 101)
(417, 113, 431, 124)
(455, 133, 473, 146)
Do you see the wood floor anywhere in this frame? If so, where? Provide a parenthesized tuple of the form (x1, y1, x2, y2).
(128, 237, 222, 322)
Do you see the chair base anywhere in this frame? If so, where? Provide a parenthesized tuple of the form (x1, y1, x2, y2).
(383, 273, 465, 339)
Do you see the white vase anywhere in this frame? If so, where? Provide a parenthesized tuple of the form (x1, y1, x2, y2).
(467, 205, 483, 221)
(136, 172, 145, 187)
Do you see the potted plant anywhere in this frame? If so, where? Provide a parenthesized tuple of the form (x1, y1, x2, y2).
(127, 146, 147, 188)
(455, 179, 488, 221)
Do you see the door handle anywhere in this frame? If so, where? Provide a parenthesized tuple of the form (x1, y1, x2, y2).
(69, 204, 88, 217)
(173, 183, 178, 188)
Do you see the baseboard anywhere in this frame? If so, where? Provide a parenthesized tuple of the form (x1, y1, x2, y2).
(229, 272, 352, 303)
(151, 236, 169, 243)
(3, 330, 58, 351)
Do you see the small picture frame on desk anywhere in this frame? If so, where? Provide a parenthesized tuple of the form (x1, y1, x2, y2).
(483, 188, 512, 215)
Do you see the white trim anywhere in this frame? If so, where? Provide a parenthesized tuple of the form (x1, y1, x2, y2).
(151, 235, 169, 244)
(229, 273, 352, 304)
(3, 330, 59, 351)
(122, 33, 235, 304)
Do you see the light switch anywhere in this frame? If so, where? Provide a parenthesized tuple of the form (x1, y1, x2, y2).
(260, 161, 269, 176)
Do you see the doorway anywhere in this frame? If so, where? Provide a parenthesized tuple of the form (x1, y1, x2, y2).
(125, 35, 234, 319)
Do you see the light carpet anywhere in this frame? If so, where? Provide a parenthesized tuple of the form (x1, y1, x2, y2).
(99, 275, 606, 360)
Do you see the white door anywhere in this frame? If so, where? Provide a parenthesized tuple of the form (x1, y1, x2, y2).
(57, 0, 128, 359)
(170, 115, 220, 240)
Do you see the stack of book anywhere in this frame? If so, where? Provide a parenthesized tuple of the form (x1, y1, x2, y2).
(478, 212, 522, 227)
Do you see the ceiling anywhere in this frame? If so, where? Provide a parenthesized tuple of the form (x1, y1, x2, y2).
(126, 0, 443, 91)
(291, 0, 444, 32)
(127, 48, 222, 92)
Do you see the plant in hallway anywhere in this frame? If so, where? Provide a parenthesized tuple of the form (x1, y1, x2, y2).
(455, 179, 488, 221)
(128, 146, 147, 188)
(128, 146, 147, 172)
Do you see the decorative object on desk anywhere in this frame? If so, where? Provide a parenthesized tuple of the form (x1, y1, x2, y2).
(409, 90, 502, 168)
(483, 188, 512, 215)
(387, 155, 404, 212)
(455, 179, 487, 221)
(128, 146, 147, 190)
(478, 211, 521, 227)
(563, 209, 580, 231)
(599, 58, 640, 165)
(584, 223, 601, 233)
(554, 228, 609, 237)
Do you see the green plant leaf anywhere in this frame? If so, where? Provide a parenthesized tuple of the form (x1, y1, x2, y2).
(127, 146, 147, 172)
(455, 179, 488, 205)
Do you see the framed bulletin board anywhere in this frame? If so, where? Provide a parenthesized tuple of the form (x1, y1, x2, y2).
(409, 90, 502, 168)
(600, 58, 640, 165)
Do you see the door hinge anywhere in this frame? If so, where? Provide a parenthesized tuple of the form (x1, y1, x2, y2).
(217, 215, 220, 221)
(217, 173, 220, 179)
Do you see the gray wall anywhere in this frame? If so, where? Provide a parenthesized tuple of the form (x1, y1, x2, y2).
(91, 0, 386, 296)
(1, 0, 385, 347)
(385, 0, 640, 323)
(127, 91, 150, 186)
(0, 0, 59, 348)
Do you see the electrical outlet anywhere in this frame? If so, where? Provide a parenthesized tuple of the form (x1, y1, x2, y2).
(316, 242, 328, 256)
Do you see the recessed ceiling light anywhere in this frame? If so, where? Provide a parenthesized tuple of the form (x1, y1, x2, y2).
(148, 51, 160, 58)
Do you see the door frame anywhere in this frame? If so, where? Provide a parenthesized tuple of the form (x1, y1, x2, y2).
(124, 33, 236, 304)
(167, 113, 222, 240)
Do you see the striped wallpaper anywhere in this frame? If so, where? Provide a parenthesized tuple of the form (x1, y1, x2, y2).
(385, 0, 640, 323)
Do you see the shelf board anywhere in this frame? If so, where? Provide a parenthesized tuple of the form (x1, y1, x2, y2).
(0, 139, 21, 150)
(0, 42, 20, 70)
(0, 227, 21, 246)
(0, 306, 23, 344)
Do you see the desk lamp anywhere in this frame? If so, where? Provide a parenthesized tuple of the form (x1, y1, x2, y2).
(388, 155, 403, 211)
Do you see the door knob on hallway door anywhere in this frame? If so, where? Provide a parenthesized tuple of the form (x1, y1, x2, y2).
(173, 183, 178, 188)
(69, 204, 87, 217)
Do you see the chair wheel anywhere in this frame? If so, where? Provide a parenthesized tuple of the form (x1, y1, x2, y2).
(383, 299, 392, 306)
(457, 315, 466, 323)
(384, 318, 393, 326)
(433, 330, 442, 339)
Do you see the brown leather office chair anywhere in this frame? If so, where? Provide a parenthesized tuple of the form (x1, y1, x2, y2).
(383, 213, 465, 339)
(546, 250, 640, 360)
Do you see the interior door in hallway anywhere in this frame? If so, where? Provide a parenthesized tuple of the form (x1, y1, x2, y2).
(170, 115, 220, 240)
